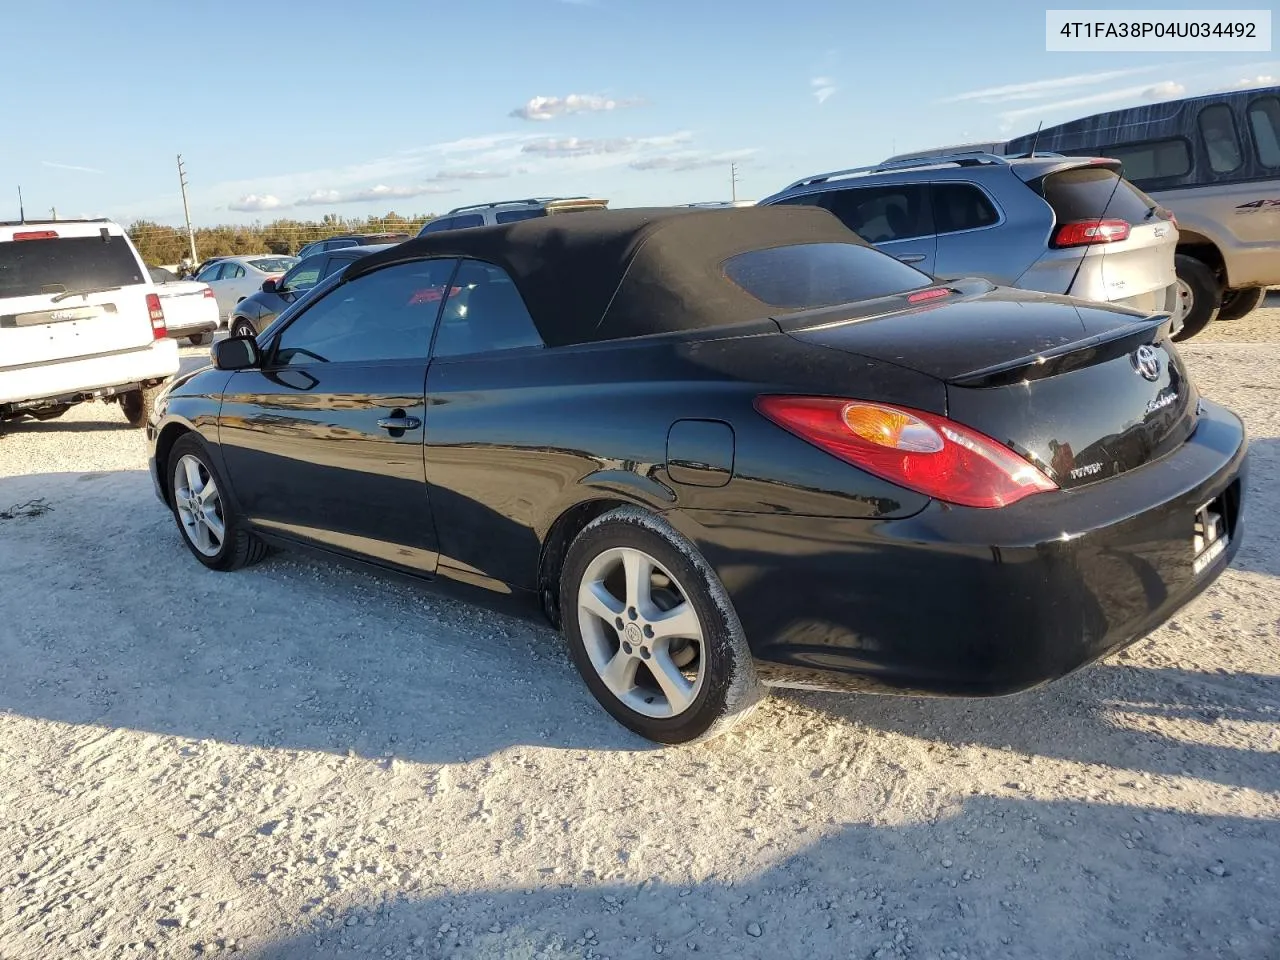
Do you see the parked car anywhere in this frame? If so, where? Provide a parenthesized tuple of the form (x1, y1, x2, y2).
(1001, 87, 1280, 337)
(1, 219, 179, 429)
(760, 152, 1181, 333)
(416, 197, 608, 235)
(148, 206, 1246, 744)
(148, 267, 220, 345)
(296, 233, 410, 260)
(226, 244, 397, 338)
(194, 255, 298, 321)
(189, 256, 230, 280)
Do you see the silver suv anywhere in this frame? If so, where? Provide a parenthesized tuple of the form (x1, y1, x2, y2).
(417, 197, 608, 235)
(759, 153, 1181, 333)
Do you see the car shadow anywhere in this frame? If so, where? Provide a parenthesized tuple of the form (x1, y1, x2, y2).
(237, 795, 1280, 960)
(1, 415, 133, 434)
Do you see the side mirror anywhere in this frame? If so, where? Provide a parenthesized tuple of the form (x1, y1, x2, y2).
(212, 336, 261, 371)
(262, 278, 279, 293)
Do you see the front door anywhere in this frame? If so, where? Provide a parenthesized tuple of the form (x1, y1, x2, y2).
(217, 258, 460, 573)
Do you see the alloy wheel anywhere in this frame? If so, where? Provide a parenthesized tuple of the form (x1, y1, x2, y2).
(576, 546, 705, 718)
(173, 454, 226, 557)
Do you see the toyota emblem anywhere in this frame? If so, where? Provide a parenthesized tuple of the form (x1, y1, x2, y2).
(1131, 345, 1161, 382)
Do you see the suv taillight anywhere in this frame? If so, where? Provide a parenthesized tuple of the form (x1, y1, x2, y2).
(146, 293, 167, 340)
(202, 288, 215, 299)
(1051, 219, 1130, 248)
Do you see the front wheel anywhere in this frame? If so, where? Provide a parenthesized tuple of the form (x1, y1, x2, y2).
(167, 434, 268, 571)
(120, 384, 165, 428)
(560, 507, 763, 744)
(1216, 287, 1266, 323)
(1171, 255, 1221, 342)
(230, 318, 257, 339)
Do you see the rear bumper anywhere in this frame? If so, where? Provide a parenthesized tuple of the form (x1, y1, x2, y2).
(0, 340, 180, 407)
(672, 399, 1247, 696)
(166, 317, 218, 336)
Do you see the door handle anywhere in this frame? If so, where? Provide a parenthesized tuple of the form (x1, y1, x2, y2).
(377, 415, 421, 432)
(896, 254, 926, 264)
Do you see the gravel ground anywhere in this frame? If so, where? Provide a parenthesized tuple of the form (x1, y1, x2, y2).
(1, 307, 1278, 960)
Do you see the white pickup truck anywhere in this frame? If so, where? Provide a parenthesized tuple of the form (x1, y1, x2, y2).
(0, 219, 179, 432)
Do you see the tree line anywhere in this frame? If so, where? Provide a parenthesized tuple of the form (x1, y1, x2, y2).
(127, 212, 435, 264)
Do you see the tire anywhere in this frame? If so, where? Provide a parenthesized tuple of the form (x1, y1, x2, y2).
(230, 318, 257, 339)
(1171, 255, 1221, 342)
(560, 506, 763, 744)
(166, 433, 268, 571)
(1216, 287, 1265, 323)
(120, 383, 165, 428)
(187, 333, 208, 346)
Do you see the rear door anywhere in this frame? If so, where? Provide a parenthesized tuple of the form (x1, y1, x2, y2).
(0, 224, 155, 370)
(217, 258, 459, 573)
(930, 181, 1006, 281)
(797, 184, 938, 273)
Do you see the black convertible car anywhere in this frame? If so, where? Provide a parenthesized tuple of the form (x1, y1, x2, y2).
(148, 206, 1247, 744)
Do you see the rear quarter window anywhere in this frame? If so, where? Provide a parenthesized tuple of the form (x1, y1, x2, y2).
(1098, 139, 1191, 183)
(723, 242, 930, 309)
(0, 235, 145, 299)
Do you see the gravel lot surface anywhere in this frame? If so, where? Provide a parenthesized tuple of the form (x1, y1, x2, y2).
(1, 304, 1278, 960)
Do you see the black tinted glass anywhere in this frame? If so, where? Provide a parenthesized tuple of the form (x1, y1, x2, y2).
(495, 209, 547, 224)
(433, 260, 543, 357)
(822, 185, 933, 243)
(1199, 104, 1243, 173)
(1103, 140, 1191, 181)
(723, 242, 930, 309)
(931, 183, 999, 233)
(451, 214, 485, 229)
(1248, 97, 1280, 167)
(0, 235, 144, 298)
(282, 255, 325, 291)
(1040, 166, 1154, 224)
(273, 259, 458, 366)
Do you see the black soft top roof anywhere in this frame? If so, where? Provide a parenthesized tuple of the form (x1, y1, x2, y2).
(347, 205, 866, 347)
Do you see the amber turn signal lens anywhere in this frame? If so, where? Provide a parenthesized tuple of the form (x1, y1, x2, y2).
(841, 403, 944, 453)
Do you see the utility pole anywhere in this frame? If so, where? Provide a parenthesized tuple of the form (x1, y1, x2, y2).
(50, 207, 57, 221)
(730, 162, 740, 203)
(177, 154, 197, 264)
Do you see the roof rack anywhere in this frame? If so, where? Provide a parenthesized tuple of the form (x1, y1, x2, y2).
(446, 196, 598, 215)
(0, 217, 111, 228)
(780, 152, 1018, 192)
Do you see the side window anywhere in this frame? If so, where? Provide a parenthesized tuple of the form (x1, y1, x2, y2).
(1198, 104, 1243, 174)
(271, 259, 459, 367)
(280, 255, 325, 293)
(196, 263, 223, 282)
(1102, 139, 1192, 182)
(225, 263, 246, 280)
(418, 217, 455, 235)
(495, 209, 546, 224)
(1248, 97, 1280, 168)
(822, 185, 933, 243)
(321, 255, 353, 279)
(450, 214, 485, 229)
(931, 183, 1000, 234)
(433, 260, 543, 358)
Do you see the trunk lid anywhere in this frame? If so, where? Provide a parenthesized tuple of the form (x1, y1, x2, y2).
(0, 225, 156, 370)
(780, 283, 1197, 488)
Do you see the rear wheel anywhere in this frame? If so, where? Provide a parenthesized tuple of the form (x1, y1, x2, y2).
(120, 384, 165, 428)
(1171, 255, 1221, 342)
(187, 332, 208, 346)
(167, 434, 268, 571)
(560, 507, 762, 744)
(1216, 287, 1265, 323)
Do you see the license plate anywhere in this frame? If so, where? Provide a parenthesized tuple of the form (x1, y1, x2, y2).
(1192, 496, 1229, 575)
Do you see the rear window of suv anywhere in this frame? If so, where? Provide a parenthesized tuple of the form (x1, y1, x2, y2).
(723, 242, 930, 309)
(1036, 166, 1156, 226)
(0, 234, 144, 300)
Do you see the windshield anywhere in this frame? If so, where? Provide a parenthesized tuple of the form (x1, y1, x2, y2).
(0, 235, 145, 300)
(722, 242, 930, 309)
(248, 257, 298, 274)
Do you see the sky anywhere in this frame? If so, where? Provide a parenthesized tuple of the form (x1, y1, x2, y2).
(2, 0, 1276, 227)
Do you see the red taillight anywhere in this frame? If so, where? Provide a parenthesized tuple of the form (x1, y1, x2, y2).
(13, 230, 58, 241)
(907, 287, 951, 304)
(755, 396, 1058, 509)
(1051, 219, 1130, 248)
(202, 288, 215, 299)
(146, 293, 167, 339)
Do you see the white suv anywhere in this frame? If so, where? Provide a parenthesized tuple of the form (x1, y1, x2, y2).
(1, 219, 180, 431)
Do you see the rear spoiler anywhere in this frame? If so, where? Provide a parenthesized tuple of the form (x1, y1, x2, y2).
(1011, 156, 1123, 183)
(544, 198, 609, 215)
(949, 313, 1173, 388)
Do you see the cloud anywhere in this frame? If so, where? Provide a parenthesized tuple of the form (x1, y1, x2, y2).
(294, 184, 457, 206)
(943, 66, 1165, 104)
(509, 93, 643, 121)
(998, 80, 1188, 127)
(1215, 74, 1276, 92)
(429, 169, 511, 181)
(521, 132, 692, 158)
(41, 160, 103, 175)
(811, 77, 837, 105)
(630, 149, 757, 172)
(228, 194, 284, 212)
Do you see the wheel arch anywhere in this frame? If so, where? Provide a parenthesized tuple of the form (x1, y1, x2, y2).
(537, 497, 650, 628)
(153, 421, 195, 507)
(1176, 232, 1227, 286)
